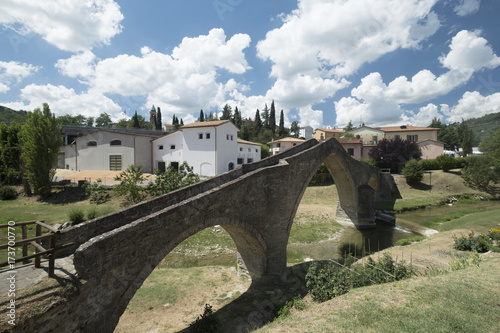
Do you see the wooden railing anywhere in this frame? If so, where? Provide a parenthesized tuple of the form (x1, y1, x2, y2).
(0, 220, 59, 278)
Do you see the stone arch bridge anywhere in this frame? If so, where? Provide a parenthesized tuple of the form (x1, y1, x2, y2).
(29, 138, 397, 333)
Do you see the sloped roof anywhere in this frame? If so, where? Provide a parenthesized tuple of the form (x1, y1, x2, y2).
(375, 126, 440, 132)
(316, 128, 343, 133)
(267, 137, 305, 145)
(336, 138, 363, 144)
(237, 139, 261, 146)
(181, 120, 232, 129)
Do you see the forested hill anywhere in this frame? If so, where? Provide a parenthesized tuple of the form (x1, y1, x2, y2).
(0, 105, 28, 123)
(465, 112, 500, 143)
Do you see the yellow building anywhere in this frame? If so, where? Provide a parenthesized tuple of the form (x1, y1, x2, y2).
(313, 128, 344, 142)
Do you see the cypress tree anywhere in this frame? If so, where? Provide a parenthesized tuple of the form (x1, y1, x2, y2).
(270, 100, 276, 134)
(262, 104, 270, 130)
(199, 109, 205, 122)
(279, 110, 285, 136)
(253, 109, 262, 136)
(156, 107, 162, 130)
(133, 111, 140, 128)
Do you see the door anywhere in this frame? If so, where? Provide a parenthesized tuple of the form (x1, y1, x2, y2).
(109, 155, 122, 171)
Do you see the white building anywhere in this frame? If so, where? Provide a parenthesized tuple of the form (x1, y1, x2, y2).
(59, 130, 158, 172)
(152, 120, 261, 176)
(267, 137, 305, 155)
(299, 126, 314, 139)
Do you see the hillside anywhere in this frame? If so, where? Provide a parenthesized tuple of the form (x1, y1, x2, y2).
(0, 105, 28, 123)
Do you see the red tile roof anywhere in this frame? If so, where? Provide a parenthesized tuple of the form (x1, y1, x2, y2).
(375, 126, 440, 132)
(181, 120, 231, 128)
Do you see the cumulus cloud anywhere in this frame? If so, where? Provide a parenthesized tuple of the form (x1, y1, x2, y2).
(454, 0, 481, 16)
(257, 0, 439, 79)
(0, 60, 40, 93)
(335, 29, 500, 126)
(0, 0, 123, 52)
(55, 51, 97, 80)
(443, 91, 500, 122)
(1, 84, 124, 121)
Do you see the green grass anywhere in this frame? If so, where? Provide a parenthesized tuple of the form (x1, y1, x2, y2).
(289, 213, 341, 243)
(420, 207, 500, 232)
(258, 256, 500, 333)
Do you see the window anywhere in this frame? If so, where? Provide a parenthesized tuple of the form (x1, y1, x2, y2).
(237, 158, 244, 164)
(407, 135, 418, 142)
(109, 155, 122, 171)
(293, 143, 297, 146)
(170, 162, 179, 171)
(226, 134, 230, 140)
(347, 148, 354, 156)
(248, 148, 251, 152)
(158, 145, 164, 150)
(247, 158, 253, 163)
(157, 161, 166, 173)
(170, 145, 176, 149)
(394, 135, 400, 140)
(239, 148, 243, 152)
(87, 141, 97, 147)
(231, 135, 234, 141)
(228, 162, 235, 171)
(255, 149, 258, 153)
(277, 143, 281, 148)
(110, 140, 121, 146)
(199, 133, 203, 139)
(372, 136, 378, 144)
(206, 133, 211, 139)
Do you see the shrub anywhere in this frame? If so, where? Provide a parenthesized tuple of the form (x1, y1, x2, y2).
(114, 165, 147, 203)
(402, 159, 424, 185)
(0, 186, 17, 200)
(436, 155, 455, 172)
(338, 242, 363, 258)
(83, 179, 110, 204)
(453, 230, 491, 253)
(86, 206, 98, 220)
(189, 304, 219, 333)
(461, 155, 498, 189)
(68, 207, 85, 225)
(488, 228, 500, 241)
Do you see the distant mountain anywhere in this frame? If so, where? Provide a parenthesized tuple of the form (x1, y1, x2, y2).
(0, 105, 28, 123)
(464, 112, 500, 145)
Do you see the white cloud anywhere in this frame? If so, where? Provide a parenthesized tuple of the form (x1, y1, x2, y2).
(440, 30, 500, 72)
(1, 84, 124, 121)
(55, 51, 97, 80)
(400, 103, 443, 126)
(0, 60, 40, 93)
(444, 91, 500, 122)
(257, 0, 439, 79)
(0, 0, 123, 52)
(454, 0, 481, 16)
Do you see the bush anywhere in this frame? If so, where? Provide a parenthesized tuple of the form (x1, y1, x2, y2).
(461, 155, 498, 189)
(421, 159, 439, 170)
(68, 207, 85, 225)
(453, 230, 491, 253)
(402, 159, 424, 185)
(488, 228, 500, 241)
(0, 186, 17, 200)
(436, 155, 455, 172)
(86, 206, 98, 220)
(338, 242, 363, 258)
(114, 165, 147, 203)
(306, 254, 415, 302)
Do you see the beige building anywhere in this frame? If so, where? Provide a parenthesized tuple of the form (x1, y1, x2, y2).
(268, 137, 305, 155)
(313, 128, 343, 142)
(417, 139, 445, 160)
(375, 125, 439, 142)
(346, 126, 386, 145)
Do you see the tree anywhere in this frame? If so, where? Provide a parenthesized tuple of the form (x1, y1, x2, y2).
(0, 122, 21, 185)
(156, 107, 162, 130)
(132, 111, 140, 128)
(221, 104, 232, 120)
(199, 109, 205, 122)
(345, 120, 354, 131)
(278, 110, 285, 137)
(233, 107, 242, 128)
(290, 121, 300, 138)
(253, 109, 262, 137)
(479, 127, 500, 161)
(86, 117, 94, 127)
(458, 121, 473, 157)
(19, 103, 63, 197)
(114, 164, 147, 203)
(95, 113, 112, 127)
(270, 100, 276, 134)
(369, 138, 422, 173)
(147, 162, 200, 196)
(402, 159, 425, 185)
(261, 104, 270, 130)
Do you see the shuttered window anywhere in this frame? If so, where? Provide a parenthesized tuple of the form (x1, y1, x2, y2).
(109, 155, 122, 171)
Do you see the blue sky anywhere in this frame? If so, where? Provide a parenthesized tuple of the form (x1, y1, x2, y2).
(1, 0, 500, 129)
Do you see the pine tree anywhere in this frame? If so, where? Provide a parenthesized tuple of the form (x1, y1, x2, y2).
(278, 110, 285, 136)
(19, 103, 62, 197)
(180, 118, 184, 126)
(199, 109, 205, 122)
(345, 120, 354, 131)
(270, 100, 276, 134)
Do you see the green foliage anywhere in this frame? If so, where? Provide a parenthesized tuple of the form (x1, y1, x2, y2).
(309, 163, 334, 186)
(261, 144, 270, 159)
(488, 228, 500, 241)
(68, 207, 85, 225)
(338, 242, 363, 258)
(19, 103, 63, 197)
(402, 159, 424, 185)
(306, 254, 415, 302)
(276, 295, 307, 322)
(189, 303, 220, 333)
(436, 155, 454, 172)
(147, 162, 199, 197)
(0, 186, 17, 200)
(395, 236, 425, 246)
(114, 165, 147, 203)
(453, 230, 491, 253)
(86, 206, 98, 220)
(360, 158, 376, 166)
(0, 122, 21, 185)
(461, 155, 498, 189)
(83, 179, 110, 204)
(95, 112, 112, 127)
